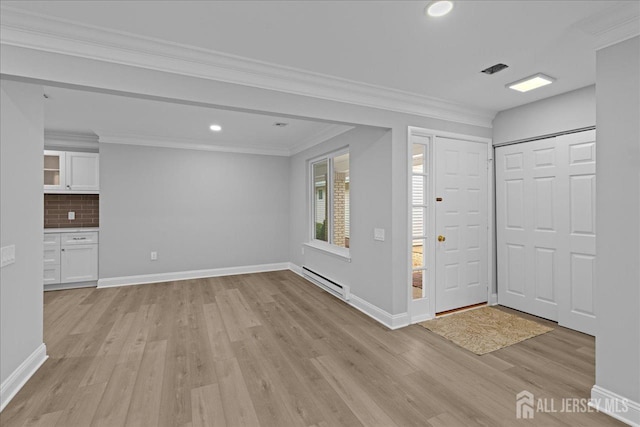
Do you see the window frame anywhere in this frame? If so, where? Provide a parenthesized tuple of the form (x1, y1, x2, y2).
(306, 147, 351, 260)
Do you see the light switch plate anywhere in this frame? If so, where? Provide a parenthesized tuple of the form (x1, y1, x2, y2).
(374, 228, 385, 241)
(68, 211, 75, 220)
(1, 245, 16, 268)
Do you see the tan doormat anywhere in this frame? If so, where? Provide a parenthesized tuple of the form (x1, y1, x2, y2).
(418, 306, 553, 355)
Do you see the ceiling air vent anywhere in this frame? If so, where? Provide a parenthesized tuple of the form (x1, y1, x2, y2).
(481, 63, 509, 75)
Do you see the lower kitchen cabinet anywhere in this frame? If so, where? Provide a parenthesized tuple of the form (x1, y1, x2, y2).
(43, 234, 61, 285)
(44, 230, 98, 289)
(61, 244, 98, 283)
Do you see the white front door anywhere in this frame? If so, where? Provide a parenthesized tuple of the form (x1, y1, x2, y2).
(435, 138, 489, 313)
(495, 130, 596, 335)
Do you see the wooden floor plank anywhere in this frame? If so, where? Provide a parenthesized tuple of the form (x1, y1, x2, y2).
(311, 354, 399, 427)
(215, 358, 261, 427)
(54, 382, 108, 427)
(191, 383, 227, 427)
(124, 340, 167, 427)
(21, 411, 63, 427)
(202, 302, 234, 361)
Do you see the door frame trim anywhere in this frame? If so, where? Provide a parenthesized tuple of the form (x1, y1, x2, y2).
(407, 127, 494, 323)
(493, 126, 595, 148)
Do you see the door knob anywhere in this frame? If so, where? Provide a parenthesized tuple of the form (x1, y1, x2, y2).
(438, 235, 446, 242)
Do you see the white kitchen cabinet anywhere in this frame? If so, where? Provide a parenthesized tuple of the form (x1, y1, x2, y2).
(44, 265, 61, 286)
(44, 151, 65, 191)
(43, 234, 61, 285)
(43, 230, 98, 289)
(61, 244, 98, 283)
(66, 152, 100, 192)
(44, 150, 99, 193)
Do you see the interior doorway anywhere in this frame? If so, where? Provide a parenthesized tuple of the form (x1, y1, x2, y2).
(408, 128, 492, 323)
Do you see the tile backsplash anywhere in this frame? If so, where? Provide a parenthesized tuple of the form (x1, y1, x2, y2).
(44, 194, 99, 228)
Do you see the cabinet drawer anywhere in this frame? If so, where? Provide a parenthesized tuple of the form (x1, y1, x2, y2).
(44, 265, 61, 285)
(61, 232, 98, 245)
(44, 234, 61, 246)
(44, 246, 60, 265)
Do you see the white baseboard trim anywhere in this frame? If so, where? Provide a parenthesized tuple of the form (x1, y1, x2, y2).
(288, 263, 304, 277)
(97, 263, 290, 288)
(44, 281, 97, 292)
(349, 294, 410, 330)
(289, 263, 409, 330)
(591, 385, 640, 426)
(489, 292, 498, 306)
(410, 313, 433, 324)
(1, 343, 48, 412)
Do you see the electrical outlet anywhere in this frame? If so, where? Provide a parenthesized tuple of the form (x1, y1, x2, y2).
(68, 211, 75, 220)
(150, 251, 158, 261)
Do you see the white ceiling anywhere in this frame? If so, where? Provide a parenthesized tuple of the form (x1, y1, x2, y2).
(43, 86, 352, 156)
(6, 0, 629, 113)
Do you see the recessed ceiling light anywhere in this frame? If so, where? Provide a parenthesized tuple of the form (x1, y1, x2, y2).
(209, 124, 222, 132)
(507, 73, 556, 93)
(426, 1, 454, 17)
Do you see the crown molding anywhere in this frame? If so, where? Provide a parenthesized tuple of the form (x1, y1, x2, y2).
(289, 124, 355, 156)
(44, 130, 99, 149)
(96, 131, 291, 157)
(0, 6, 494, 128)
(96, 128, 351, 157)
(574, 2, 640, 50)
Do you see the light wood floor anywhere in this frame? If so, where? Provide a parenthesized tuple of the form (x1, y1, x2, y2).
(1, 271, 622, 426)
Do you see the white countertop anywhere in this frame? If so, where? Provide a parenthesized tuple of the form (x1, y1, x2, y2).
(44, 227, 99, 233)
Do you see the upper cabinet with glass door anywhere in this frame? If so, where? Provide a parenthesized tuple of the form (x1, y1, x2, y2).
(44, 150, 99, 193)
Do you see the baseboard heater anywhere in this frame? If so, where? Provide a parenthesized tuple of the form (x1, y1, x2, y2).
(302, 267, 350, 301)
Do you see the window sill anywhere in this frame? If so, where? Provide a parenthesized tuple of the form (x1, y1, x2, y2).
(304, 241, 351, 262)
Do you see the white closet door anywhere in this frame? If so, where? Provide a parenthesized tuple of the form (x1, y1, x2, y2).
(496, 130, 596, 335)
(496, 137, 561, 321)
(557, 131, 597, 334)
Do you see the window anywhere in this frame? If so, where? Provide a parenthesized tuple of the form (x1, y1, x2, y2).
(411, 141, 428, 300)
(311, 150, 350, 250)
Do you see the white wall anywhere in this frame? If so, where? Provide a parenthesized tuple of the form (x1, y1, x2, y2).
(0, 81, 44, 386)
(99, 143, 290, 279)
(289, 127, 393, 312)
(492, 85, 595, 145)
(593, 36, 640, 418)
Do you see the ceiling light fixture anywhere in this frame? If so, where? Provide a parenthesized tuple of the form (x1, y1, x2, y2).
(209, 124, 222, 132)
(507, 73, 556, 93)
(425, 1, 454, 17)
